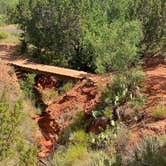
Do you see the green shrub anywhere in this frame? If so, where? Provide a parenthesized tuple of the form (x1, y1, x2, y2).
(102, 68, 144, 120)
(89, 128, 117, 151)
(0, 90, 22, 160)
(58, 112, 88, 145)
(0, 31, 8, 39)
(152, 104, 166, 120)
(69, 130, 88, 146)
(20, 73, 36, 99)
(0, 89, 39, 165)
(83, 151, 122, 166)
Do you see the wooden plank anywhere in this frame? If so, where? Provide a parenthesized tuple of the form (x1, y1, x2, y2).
(7, 60, 89, 79)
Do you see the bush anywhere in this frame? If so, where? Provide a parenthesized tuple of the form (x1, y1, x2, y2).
(103, 69, 144, 106)
(0, 31, 8, 39)
(20, 73, 36, 99)
(102, 69, 144, 120)
(0, 89, 39, 165)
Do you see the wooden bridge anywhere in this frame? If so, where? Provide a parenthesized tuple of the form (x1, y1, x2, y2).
(0, 44, 99, 81)
(7, 59, 91, 80)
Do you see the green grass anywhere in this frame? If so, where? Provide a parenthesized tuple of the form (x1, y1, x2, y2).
(152, 104, 166, 120)
(62, 81, 74, 93)
(0, 30, 19, 44)
(0, 31, 8, 39)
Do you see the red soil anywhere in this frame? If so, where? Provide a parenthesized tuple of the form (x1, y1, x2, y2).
(128, 54, 166, 147)
(37, 77, 111, 157)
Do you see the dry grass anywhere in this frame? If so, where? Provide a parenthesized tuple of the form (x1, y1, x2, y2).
(41, 88, 59, 105)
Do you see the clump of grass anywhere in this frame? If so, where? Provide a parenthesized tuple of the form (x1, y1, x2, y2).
(0, 31, 19, 44)
(53, 144, 88, 166)
(62, 81, 74, 93)
(65, 144, 88, 165)
(0, 30, 8, 39)
(152, 104, 166, 120)
(35, 108, 42, 115)
(41, 89, 59, 105)
(69, 130, 88, 146)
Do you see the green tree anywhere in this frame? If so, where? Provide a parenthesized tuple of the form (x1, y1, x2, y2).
(129, 0, 166, 53)
(13, 0, 143, 73)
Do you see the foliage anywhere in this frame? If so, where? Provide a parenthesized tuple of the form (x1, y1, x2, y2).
(58, 112, 88, 145)
(0, 15, 5, 26)
(35, 107, 42, 116)
(83, 151, 122, 166)
(69, 130, 89, 146)
(96, 20, 142, 73)
(152, 102, 166, 120)
(12, 0, 143, 73)
(0, 30, 19, 44)
(65, 144, 88, 165)
(129, 0, 166, 53)
(53, 144, 88, 166)
(0, 89, 39, 165)
(102, 69, 144, 120)
(20, 73, 36, 99)
(89, 124, 123, 151)
(0, 89, 22, 160)
(0, 0, 18, 24)
(18, 143, 39, 166)
(0, 31, 8, 39)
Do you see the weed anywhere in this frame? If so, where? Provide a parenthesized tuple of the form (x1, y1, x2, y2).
(0, 30, 8, 39)
(65, 144, 88, 165)
(152, 103, 166, 120)
(0, 31, 19, 43)
(69, 130, 88, 146)
(35, 107, 42, 115)
(62, 81, 74, 93)
(41, 89, 59, 105)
